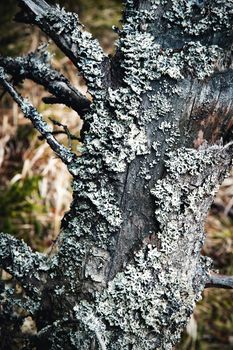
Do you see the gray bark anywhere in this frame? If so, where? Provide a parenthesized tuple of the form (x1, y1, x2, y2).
(0, 0, 233, 349)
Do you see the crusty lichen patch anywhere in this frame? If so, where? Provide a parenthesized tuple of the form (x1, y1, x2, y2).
(34, 4, 106, 97)
(2, 0, 233, 348)
(59, 0, 228, 288)
(162, 0, 233, 36)
(73, 143, 232, 349)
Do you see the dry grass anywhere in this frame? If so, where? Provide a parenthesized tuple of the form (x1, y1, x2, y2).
(178, 175, 233, 349)
(0, 53, 85, 250)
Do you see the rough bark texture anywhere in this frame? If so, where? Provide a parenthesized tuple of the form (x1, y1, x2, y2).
(0, 1, 233, 349)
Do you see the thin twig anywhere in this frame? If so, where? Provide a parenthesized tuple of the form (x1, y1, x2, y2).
(49, 117, 80, 149)
(39, 130, 80, 141)
(0, 52, 90, 117)
(205, 273, 233, 289)
(0, 67, 77, 167)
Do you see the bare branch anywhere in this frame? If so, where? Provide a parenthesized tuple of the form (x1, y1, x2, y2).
(0, 233, 48, 296)
(0, 49, 91, 117)
(49, 117, 79, 149)
(205, 273, 233, 289)
(39, 130, 79, 142)
(0, 67, 77, 168)
(15, 0, 108, 94)
(42, 96, 62, 105)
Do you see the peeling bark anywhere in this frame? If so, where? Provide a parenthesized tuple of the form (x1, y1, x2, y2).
(0, 1, 233, 349)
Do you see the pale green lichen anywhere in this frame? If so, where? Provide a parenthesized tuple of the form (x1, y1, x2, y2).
(2, 0, 232, 348)
(163, 0, 233, 36)
(73, 143, 232, 349)
(56, 0, 229, 299)
(35, 4, 106, 98)
(0, 233, 49, 314)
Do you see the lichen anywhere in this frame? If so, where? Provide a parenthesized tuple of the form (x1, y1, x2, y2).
(162, 0, 233, 36)
(34, 3, 106, 97)
(55, 0, 230, 308)
(73, 143, 232, 349)
(1, 0, 233, 348)
(0, 233, 49, 313)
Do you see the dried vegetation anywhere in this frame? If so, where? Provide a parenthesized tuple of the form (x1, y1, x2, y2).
(0, 1, 232, 349)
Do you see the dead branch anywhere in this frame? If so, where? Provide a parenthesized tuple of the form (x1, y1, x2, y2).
(0, 67, 77, 168)
(0, 233, 47, 296)
(15, 0, 108, 93)
(0, 49, 90, 117)
(205, 273, 233, 289)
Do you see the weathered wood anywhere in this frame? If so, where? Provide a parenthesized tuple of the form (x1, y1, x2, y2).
(205, 273, 233, 289)
(0, 1, 233, 349)
(0, 50, 91, 117)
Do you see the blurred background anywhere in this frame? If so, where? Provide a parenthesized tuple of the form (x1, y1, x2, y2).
(0, 1, 232, 349)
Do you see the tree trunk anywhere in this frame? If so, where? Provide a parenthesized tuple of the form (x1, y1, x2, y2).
(0, 0, 233, 349)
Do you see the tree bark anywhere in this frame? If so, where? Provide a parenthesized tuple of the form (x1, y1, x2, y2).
(0, 1, 233, 349)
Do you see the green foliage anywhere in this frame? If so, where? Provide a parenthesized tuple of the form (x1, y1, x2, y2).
(0, 175, 49, 250)
(74, 0, 122, 41)
(0, 0, 27, 55)
(196, 290, 233, 349)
